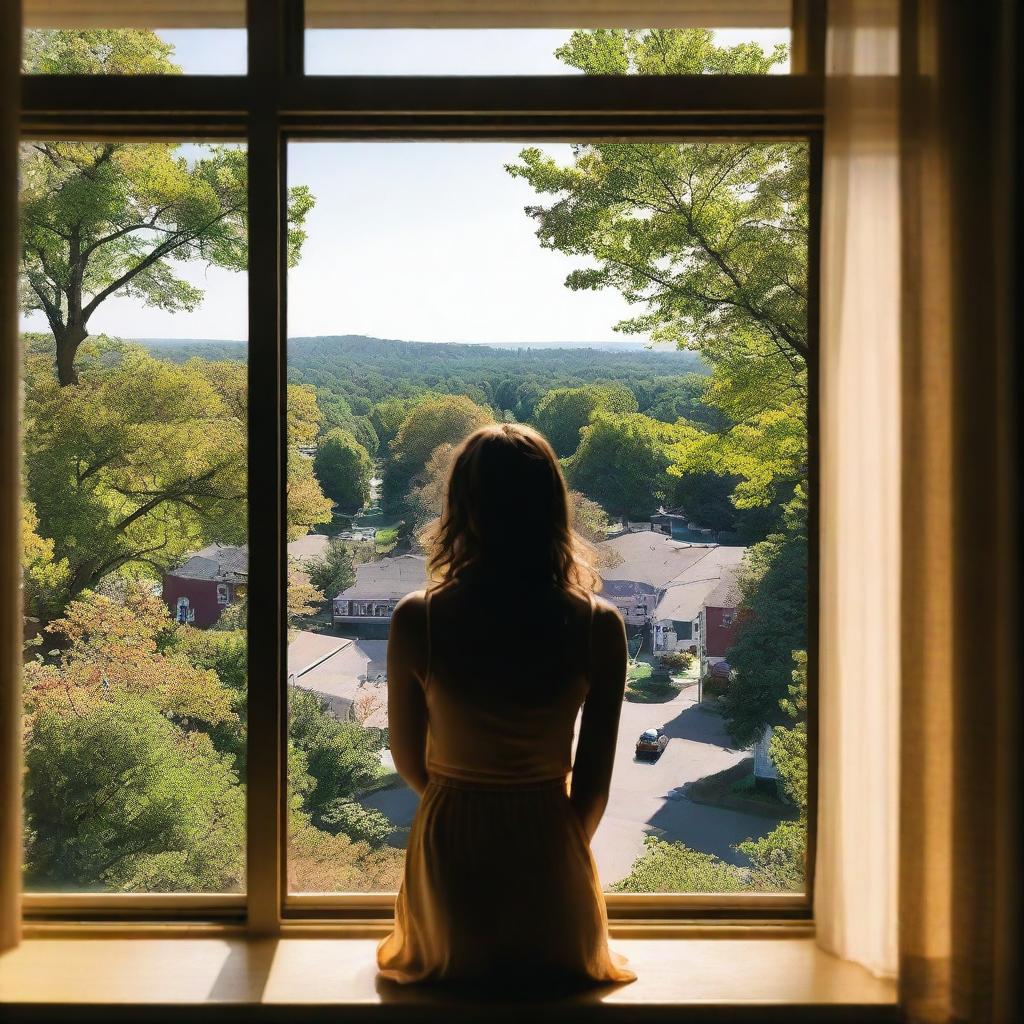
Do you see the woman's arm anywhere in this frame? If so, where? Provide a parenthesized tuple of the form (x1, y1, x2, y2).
(569, 601, 628, 841)
(386, 591, 430, 797)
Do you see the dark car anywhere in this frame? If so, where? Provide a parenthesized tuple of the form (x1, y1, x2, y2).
(635, 727, 669, 761)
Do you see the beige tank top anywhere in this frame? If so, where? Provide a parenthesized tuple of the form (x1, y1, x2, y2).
(423, 588, 594, 786)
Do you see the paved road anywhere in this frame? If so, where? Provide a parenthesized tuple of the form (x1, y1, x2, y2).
(591, 682, 777, 886)
(359, 681, 779, 888)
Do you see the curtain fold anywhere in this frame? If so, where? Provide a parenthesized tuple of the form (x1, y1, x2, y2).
(814, 0, 901, 981)
(0, 0, 24, 955)
(898, 2, 1018, 1022)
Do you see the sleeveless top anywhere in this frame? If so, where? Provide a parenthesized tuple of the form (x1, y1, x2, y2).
(422, 588, 594, 787)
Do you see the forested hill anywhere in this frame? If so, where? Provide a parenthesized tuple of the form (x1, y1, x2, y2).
(139, 333, 707, 411)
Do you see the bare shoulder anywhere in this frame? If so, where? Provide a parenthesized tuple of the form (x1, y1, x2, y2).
(591, 594, 626, 635)
(389, 590, 428, 638)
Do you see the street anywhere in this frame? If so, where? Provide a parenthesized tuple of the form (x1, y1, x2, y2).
(359, 681, 779, 888)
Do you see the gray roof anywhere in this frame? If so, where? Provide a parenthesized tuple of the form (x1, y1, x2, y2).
(598, 535, 746, 623)
(170, 544, 248, 582)
(599, 533, 725, 589)
(288, 630, 389, 723)
(335, 555, 427, 602)
(287, 533, 331, 564)
(601, 578, 659, 599)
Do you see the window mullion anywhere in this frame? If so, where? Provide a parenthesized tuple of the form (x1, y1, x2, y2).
(245, 0, 291, 936)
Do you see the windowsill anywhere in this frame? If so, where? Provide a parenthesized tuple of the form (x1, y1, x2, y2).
(0, 931, 897, 1021)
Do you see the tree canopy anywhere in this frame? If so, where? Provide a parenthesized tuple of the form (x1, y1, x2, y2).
(564, 412, 676, 520)
(531, 383, 638, 457)
(383, 394, 493, 507)
(19, 31, 313, 385)
(313, 429, 373, 512)
(507, 30, 806, 511)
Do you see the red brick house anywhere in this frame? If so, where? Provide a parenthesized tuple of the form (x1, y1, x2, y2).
(162, 544, 248, 628)
(701, 577, 743, 658)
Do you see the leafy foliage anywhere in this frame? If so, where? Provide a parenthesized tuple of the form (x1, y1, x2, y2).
(383, 394, 493, 507)
(532, 383, 638, 457)
(289, 689, 388, 831)
(564, 412, 676, 519)
(508, 30, 805, 512)
(19, 33, 313, 386)
(611, 836, 747, 893)
(20, 499, 70, 624)
(720, 492, 808, 747)
(307, 538, 358, 599)
(314, 429, 373, 512)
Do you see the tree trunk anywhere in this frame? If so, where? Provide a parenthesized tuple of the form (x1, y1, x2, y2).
(54, 322, 86, 386)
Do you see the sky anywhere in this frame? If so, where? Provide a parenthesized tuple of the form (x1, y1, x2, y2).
(19, 28, 788, 346)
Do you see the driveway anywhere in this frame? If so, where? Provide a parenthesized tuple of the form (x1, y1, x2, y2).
(591, 682, 778, 887)
(358, 682, 779, 887)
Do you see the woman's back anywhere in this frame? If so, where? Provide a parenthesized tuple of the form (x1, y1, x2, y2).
(376, 423, 635, 986)
(423, 581, 593, 786)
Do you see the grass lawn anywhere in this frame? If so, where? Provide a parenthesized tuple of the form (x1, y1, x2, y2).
(625, 660, 680, 703)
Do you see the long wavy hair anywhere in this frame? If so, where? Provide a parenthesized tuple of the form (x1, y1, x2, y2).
(423, 423, 600, 594)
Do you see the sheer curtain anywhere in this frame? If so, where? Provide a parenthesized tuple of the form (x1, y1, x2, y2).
(817, 0, 1019, 1018)
(815, 0, 901, 981)
(0, 0, 23, 955)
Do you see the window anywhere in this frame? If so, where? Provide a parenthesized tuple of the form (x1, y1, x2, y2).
(18, 134, 249, 900)
(18, 2, 821, 926)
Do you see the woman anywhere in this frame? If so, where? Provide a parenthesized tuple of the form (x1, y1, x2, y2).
(377, 423, 636, 987)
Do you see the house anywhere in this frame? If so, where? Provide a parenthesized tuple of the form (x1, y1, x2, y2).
(162, 544, 248, 628)
(164, 534, 337, 627)
(288, 629, 388, 725)
(332, 554, 427, 627)
(597, 533, 745, 657)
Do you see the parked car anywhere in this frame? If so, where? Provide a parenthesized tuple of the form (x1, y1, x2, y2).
(635, 727, 669, 761)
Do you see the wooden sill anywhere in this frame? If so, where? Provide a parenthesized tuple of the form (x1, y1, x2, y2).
(0, 932, 897, 1022)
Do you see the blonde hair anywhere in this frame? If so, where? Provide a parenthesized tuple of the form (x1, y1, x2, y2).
(423, 423, 600, 594)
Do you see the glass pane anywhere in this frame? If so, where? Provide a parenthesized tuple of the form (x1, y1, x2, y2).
(19, 140, 249, 893)
(22, 28, 246, 74)
(285, 137, 809, 895)
(305, 27, 790, 75)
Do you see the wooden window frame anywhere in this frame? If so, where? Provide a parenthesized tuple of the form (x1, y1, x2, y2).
(18, 0, 824, 932)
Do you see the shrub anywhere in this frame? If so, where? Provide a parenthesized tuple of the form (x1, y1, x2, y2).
(660, 650, 694, 672)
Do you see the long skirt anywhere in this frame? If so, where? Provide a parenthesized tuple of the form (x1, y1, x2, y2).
(376, 774, 636, 987)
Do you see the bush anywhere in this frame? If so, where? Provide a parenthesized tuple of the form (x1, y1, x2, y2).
(660, 650, 694, 672)
(702, 673, 728, 698)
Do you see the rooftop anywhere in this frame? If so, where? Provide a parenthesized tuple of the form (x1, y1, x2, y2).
(335, 554, 427, 602)
(169, 543, 248, 582)
(289, 630, 389, 724)
(598, 535, 746, 622)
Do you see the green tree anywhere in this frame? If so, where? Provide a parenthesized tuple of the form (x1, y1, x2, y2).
(407, 442, 457, 532)
(24, 693, 245, 892)
(720, 492, 808, 747)
(314, 429, 373, 512)
(507, 30, 804, 510)
(371, 394, 427, 449)
(564, 412, 675, 521)
(289, 689, 386, 831)
(19, 32, 313, 386)
(22, 587, 245, 892)
(611, 835, 747, 893)
(308, 538, 357, 599)
(201, 358, 333, 540)
(23, 341, 248, 601)
(320, 800, 394, 847)
(384, 394, 492, 506)
(532, 383, 638, 457)
(20, 498, 70, 624)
